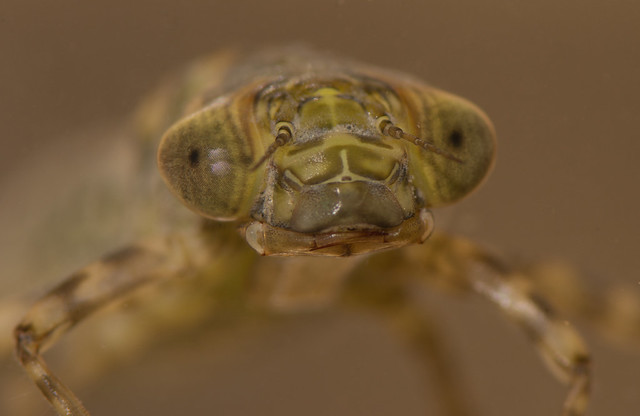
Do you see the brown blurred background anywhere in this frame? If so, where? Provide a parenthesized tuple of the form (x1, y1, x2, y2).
(1, 1, 639, 415)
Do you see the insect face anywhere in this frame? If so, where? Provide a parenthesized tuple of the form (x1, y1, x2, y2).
(159, 67, 496, 257)
(244, 84, 431, 256)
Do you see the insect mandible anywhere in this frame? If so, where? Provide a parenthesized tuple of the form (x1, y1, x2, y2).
(13, 47, 590, 416)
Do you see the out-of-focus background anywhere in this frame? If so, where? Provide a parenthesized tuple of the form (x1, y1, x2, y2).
(1, 1, 639, 415)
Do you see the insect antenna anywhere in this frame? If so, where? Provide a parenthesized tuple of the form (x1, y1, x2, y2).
(379, 119, 463, 163)
(250, 124, 293, 171)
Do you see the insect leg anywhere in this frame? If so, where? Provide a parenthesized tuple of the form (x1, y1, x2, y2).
(343, 253, 473, 416)
(375, 303, 473, 416)
(416, 235, 590, 416)
(14, 233, 207, 416)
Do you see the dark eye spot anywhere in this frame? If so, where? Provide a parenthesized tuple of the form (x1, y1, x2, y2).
(448, 129, 464, 148)
(188, 148, 200, 167)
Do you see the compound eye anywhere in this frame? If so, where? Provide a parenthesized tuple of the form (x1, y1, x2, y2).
(158, 104, 259, 220)
(408, 90, 496, 206)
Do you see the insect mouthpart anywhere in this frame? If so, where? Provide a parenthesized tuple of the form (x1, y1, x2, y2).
(289, 181, 404, 233)
(242, 208, 434, 257)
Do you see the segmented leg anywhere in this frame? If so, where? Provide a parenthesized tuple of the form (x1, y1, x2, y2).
(387, 304, 471, 416)
(343, 251, 472, 416)
(412, 234, 591, 416)
(14, 233, 209, 416)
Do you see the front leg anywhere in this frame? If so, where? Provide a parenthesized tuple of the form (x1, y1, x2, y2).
(342, 263, 473, 416)
(413, 234, 591, 416)
(14, 232, 211, 416)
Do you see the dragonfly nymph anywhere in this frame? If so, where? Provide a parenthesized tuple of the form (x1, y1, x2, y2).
(14, 47, 591, 416)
